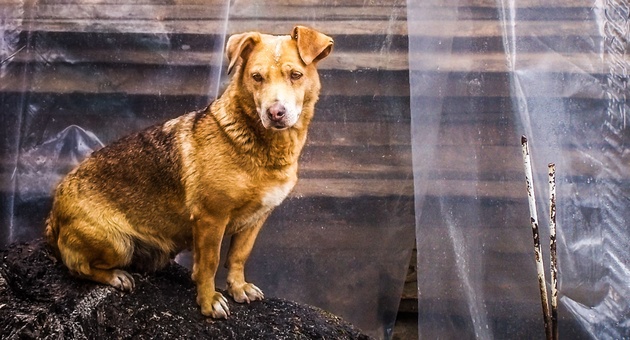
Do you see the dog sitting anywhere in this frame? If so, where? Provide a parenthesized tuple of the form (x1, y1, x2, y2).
(45, 26, 333, 319)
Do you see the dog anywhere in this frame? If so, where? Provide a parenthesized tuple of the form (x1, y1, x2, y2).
(45, 26, 333, 319)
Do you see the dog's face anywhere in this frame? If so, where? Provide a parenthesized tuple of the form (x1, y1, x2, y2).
(243, 35, 307, 130)
(226, 26, 333, 130)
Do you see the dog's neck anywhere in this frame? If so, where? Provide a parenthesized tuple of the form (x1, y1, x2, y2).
(209, 87, 313, 169)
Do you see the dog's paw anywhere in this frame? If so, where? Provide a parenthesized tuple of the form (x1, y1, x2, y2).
(228, 282, 264, 304)
(108, 269, 135, 292)
(198, 291, 230, 319)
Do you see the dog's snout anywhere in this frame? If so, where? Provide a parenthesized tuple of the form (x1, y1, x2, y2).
(267, 103, 286, 122)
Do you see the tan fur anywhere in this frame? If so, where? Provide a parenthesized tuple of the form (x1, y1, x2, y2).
(45, 26, 333, 319)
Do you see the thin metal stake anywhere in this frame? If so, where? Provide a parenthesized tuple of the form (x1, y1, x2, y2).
(521, 136, 552, 340)
(548, 163, 559, 340)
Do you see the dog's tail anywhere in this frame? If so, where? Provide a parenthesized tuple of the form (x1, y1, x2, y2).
(45, 214, 61, 258)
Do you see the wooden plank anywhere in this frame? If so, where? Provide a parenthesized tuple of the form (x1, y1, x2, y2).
(411, 145, 608, 181)
(6, 49, 410, 71)
(0, 66, 410, 97)
(290, 178, 527, 199)
(2, 3, 600, 39)
(407, 0, 595, 7)
(300, 148, 412, 180)
(9, 4, 406, 21)
(307, 121, 412, 147)
(0, 0, 591, 8)
(0, 174, 414, 199)
(408, 52, 611, 74)
(5, 139, 602, 182)
(292, 178, 412, 198)
(8, 17, 598, 39)
(408, 20, 599, 38)
(0, 170, 594, 200)
(4, 90, 603, 126)
(1, 0, 598, 20)
(1, 62, 606, 99)
(7, 18, 404, 36)
(0, 0, 449, 8)
(26, 18, 599, 38)
(22, 4, 228, 20)
(7, 47, 620, 74)
(0, 92, 411, 129)
(423, 179, 523, 200)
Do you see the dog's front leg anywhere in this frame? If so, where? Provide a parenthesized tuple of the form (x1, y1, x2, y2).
(192, 213, 230, 318)
(225, 214, 267, 304)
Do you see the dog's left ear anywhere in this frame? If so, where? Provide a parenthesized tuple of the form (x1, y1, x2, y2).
(292, 26, 334, 65)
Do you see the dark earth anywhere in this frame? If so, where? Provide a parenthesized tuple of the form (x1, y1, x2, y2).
(0, 240, 372, 339)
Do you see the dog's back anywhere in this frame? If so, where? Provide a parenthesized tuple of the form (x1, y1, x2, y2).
(46, 112, 195, 273)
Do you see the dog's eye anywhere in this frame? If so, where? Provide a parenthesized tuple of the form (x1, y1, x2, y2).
(291, 71, 303, 81)
(252, 73, 263, 82)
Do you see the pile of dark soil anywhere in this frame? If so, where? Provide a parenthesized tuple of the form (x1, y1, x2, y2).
(0, 240, 371, 339)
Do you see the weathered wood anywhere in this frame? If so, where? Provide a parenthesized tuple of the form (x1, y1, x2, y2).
(0, 67, 410, 97)
(7, 18, 600, 38)
(408, 52, 607, 74)
(1, 0, 600, 39)
(0, 65, 609, 99)
(7, 48, 614, 74)
(0, 1, 607, 338)
(408, 20, 599, 38)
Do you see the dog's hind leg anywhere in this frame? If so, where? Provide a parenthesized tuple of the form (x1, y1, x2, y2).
(79, 267, 135, 292)
(225, 215, 266, 304)
(56, 225, 135, 292)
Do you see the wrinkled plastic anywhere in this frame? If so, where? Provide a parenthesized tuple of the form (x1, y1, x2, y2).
(0, 1, 412, 339)
(410, 1, 629, 339)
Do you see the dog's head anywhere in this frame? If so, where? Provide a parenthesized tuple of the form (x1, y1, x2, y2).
(226, 26, 333, 130)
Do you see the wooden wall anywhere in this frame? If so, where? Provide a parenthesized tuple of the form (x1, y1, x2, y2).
(1, 0, 601, 338)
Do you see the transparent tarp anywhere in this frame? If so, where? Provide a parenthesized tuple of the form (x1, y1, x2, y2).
(3, 0, 630, 339)
(410, 0, 629, 339)
(1, 1, 412, 338)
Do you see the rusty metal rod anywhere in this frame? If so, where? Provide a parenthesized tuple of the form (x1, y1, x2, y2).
(521, 135, 552, 340)
(548, 163, 559, 340)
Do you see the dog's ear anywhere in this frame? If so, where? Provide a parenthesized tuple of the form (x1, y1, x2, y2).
(292, 26, 333, 65)
(226, 32, 261, 75)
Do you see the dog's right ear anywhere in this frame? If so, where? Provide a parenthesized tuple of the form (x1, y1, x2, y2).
(226, 32, 261, 75)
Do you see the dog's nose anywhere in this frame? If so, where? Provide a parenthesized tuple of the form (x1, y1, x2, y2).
(267, 103, 286, 122)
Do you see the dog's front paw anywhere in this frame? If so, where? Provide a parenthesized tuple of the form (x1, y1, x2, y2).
(198, 291, 230, 319)
(228, 282, 264, 304)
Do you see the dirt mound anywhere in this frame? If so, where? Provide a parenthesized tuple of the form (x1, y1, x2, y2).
(0, 240, 371, 339)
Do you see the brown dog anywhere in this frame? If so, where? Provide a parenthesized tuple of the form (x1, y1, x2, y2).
(45, 26, 333, 319)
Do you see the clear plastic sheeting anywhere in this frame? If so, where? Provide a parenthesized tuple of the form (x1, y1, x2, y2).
(1, 2, 230, 242)
(0, 1, 413, 339)
(410, 0, 629, 339)
(17, 125, 103, 203)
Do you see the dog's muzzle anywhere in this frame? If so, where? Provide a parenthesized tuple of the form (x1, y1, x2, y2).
(264, 102, 296, 130)
(268, 102, 286, 123)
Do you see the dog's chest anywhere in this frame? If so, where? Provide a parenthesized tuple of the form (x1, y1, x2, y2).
(227, 180, 295, 234)
(260, 181, 294, 208)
